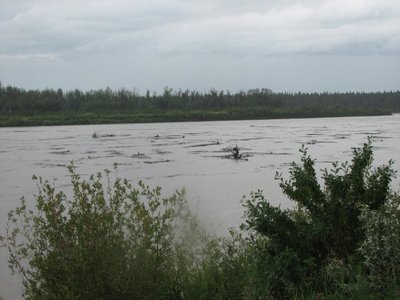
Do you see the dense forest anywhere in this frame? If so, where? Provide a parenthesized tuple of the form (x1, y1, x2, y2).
(0, 83, 399, 126)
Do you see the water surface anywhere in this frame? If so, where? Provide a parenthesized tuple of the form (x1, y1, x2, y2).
(1, 115, 400, 299)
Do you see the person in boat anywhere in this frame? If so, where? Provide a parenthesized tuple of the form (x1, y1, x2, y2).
(232, 145, 242, 159)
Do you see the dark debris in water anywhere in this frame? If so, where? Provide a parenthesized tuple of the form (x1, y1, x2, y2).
(370, 135, 393, 140)
(189, 150, 209, 154)
(106, 150, 124, 156)
(221, 146, 251, 152)
(50, 150, 71, 155)
(229, 137, 266, 141)
(85, 150, 97, 154)
(221, 154, 249, 161)
(250, 125, 278, 128)
(151, 141, 188, 146)
(306, 133, 324, 136)
(152, 134, 185, 140)
(132, 152, 150, 159)
(35, 162, 67, 168)
(317, 160, 337, 164)
(112, 162, 135, 167)
(143, 159, 173, 164)
(92, 132, 116, 138)
(186, 141, 220, 148)
(87, 155, 102, 159)
(259, 164, 278, 169)
(166, 174, 184, 178)
(154, 149, 172, 155)
(247, 151, 293, 156)
(305, 139, 336, 145)
(183, 131, 213, 136)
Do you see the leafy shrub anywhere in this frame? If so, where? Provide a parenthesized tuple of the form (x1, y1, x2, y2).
(243, 140, 396, 297)
(1, 165, 207, 299)
(359, 194, 400, 296)
(181, 229, 251, 300)
(0, 164, 253, 300)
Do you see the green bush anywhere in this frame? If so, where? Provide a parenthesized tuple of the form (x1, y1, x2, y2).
(181, 229, 251, 300)
(1, 165, 200, 299)
(243, 140, 396, 297)
(0, 164, 253, 300)
(359, 194, 400, 296)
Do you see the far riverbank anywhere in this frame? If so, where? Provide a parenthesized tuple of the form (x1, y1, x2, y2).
(0, 107, 391, 127)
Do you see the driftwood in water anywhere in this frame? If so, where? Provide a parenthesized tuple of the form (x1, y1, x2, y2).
(224, 145, 248, 161)
(92, 132, 115, 138)
(232, 145, 241, 159)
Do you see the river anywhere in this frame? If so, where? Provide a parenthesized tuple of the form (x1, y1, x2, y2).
(1, 115, 400, 299)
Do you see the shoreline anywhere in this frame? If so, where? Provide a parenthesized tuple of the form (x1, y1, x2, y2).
(0, 109, 391, 127)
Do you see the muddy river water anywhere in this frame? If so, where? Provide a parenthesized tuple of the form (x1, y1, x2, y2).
(1, 115, 400, 299)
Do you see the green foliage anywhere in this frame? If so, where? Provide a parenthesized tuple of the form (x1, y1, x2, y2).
(1, 164, 253, 300)
(243, 140, 396, 297)
(2, 141, 400, 299)
(1, 165, 184, 298)
(0, 84, 397, 126)
(181, 229, 251, 300)
(359, 194, 400, 295)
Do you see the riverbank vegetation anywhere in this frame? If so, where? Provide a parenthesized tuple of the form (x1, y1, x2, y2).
(1, 83, 399, 126)
(1, 141, 400, 299)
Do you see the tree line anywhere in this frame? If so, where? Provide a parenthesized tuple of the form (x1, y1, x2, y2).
(1, 83, 399, 115)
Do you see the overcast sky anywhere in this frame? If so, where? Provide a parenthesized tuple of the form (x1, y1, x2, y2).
(0, 0, 399, 93)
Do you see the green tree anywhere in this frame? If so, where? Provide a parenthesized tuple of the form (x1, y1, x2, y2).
(359, 193, 400, 295)
(0, 165, 206, 299)
(0, 165, 252, 300)
(243, 140, 395, 297)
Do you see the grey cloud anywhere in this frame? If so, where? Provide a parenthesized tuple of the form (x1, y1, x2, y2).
(1, 0, 399, 62)
(157, 0, 400, 56)
(0, 0, 398, 93)
(0, 0, 193, 59)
